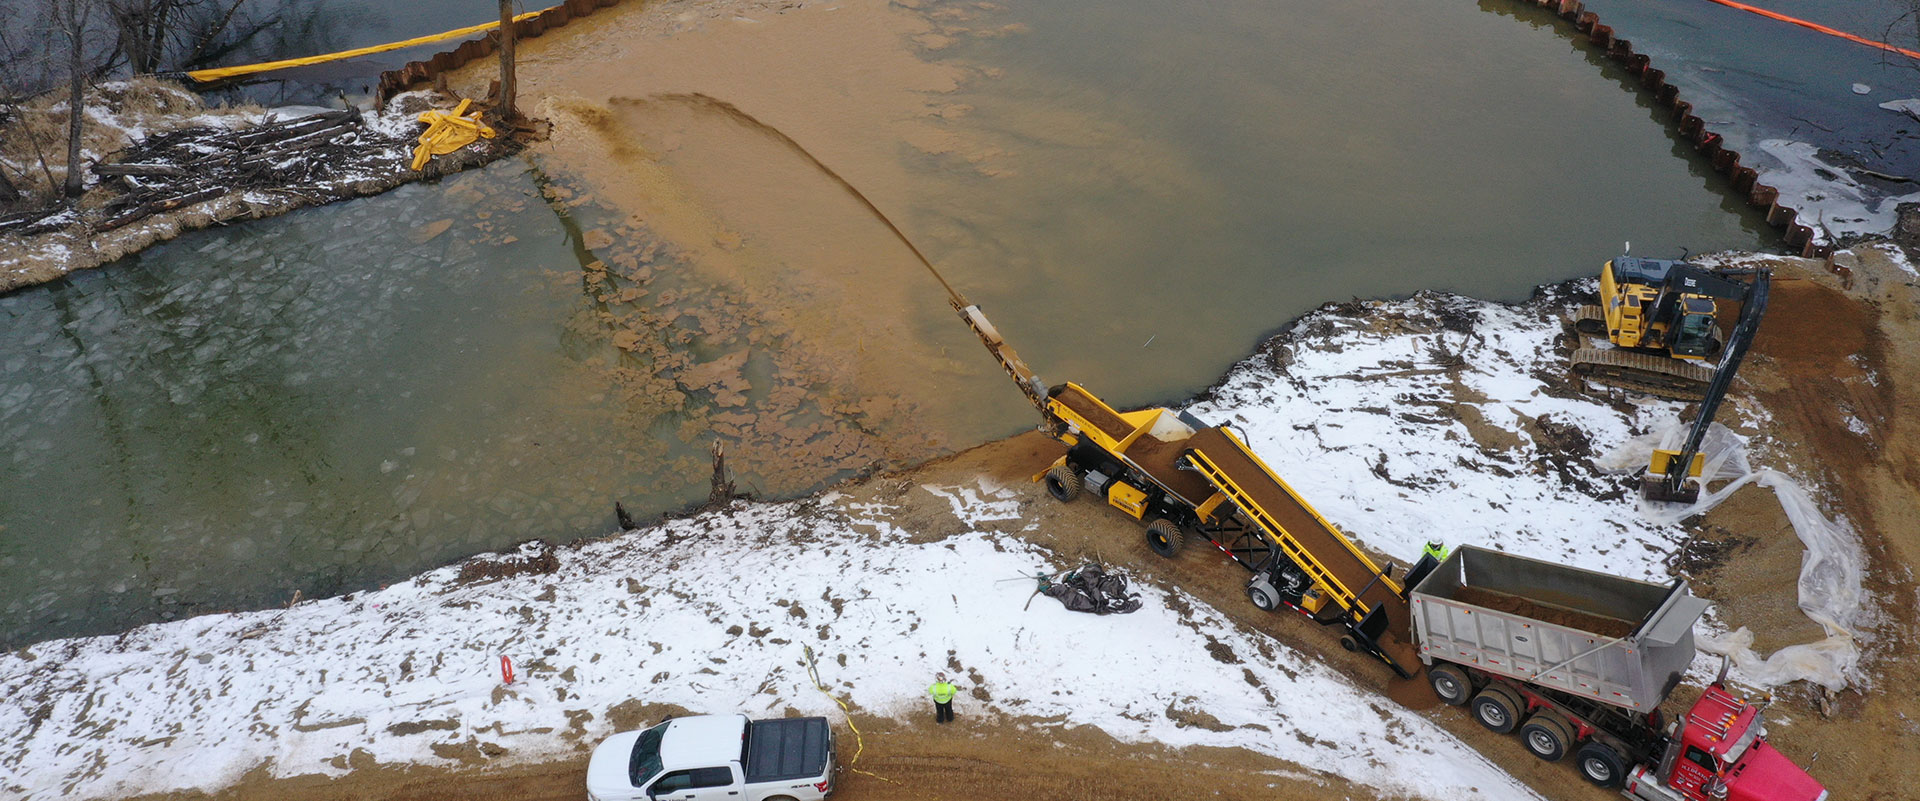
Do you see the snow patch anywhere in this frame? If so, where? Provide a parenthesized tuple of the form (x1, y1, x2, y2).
(0, 501, 1537, 801)
(1755, 139, 1920, 241)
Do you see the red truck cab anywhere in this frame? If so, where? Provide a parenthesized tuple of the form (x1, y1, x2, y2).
(1625, 684, 1827, 801)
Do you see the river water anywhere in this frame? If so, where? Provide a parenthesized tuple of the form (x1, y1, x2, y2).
(0, 0, 1771, 647)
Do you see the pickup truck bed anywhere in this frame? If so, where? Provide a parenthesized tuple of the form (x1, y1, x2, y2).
(744, 717, 831, 783)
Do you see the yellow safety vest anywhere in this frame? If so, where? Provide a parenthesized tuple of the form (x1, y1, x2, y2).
(928, 682, 957, 703)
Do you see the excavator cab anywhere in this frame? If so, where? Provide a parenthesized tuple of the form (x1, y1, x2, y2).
(1670, 299, 1719, 359)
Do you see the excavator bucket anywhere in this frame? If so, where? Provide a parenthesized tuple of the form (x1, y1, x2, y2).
(1641, 474, 1700, 504)
(1643, 448, 1705, 503)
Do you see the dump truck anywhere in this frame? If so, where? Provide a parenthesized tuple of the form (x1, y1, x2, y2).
(1412, 546, 1825, 801)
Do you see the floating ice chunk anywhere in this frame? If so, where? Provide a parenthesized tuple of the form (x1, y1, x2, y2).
(1878, 97, 1920, 116)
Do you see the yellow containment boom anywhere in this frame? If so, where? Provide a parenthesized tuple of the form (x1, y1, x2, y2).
(411, 99, 497, 170)
(184, 6, 553, 83)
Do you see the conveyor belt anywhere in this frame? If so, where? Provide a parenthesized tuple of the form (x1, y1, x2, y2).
(1049, 384, 1215, 506)
(1183, 427, 1420, 675)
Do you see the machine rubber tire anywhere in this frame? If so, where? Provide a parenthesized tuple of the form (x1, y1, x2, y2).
(1044, 466, 1082, 502)
(1575, 742, 1626, 789)
(1470, 686, 1522, 734)
(1247, 583, 1278, 611)
(1428, 664, 1472, 707)
(1339, 635, 1359, 652)
(1519, 712, 1572, 762)
(1146, 518, 1185, 558)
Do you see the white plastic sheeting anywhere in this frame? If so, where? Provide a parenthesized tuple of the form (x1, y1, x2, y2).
(1600, 422, 1864, 691)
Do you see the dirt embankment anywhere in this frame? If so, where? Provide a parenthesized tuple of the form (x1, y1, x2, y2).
(1668, 241, 1920, 798)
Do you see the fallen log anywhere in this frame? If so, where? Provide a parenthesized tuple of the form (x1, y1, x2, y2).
(93, 163, 190, 177)
(230, 110, 359, 147)
(98, 185, 230, 231)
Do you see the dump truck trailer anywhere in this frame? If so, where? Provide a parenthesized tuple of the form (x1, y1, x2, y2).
(1411, 547, 1825, 801)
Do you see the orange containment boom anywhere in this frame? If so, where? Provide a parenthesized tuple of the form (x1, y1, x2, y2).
(1701, 0, 1920, 61)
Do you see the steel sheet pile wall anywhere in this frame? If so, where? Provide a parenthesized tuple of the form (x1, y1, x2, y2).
(1513, 0, 1830, 257)
(377, 0, 626, 105)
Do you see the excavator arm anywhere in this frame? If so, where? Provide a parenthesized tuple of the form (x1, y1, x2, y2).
(1644, 267, 1770, 502)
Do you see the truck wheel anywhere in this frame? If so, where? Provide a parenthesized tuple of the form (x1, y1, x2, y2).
(1427, 664, 1471, 706)
(1247, 583, 1278, 611)
(1339, 635, 1359, 652)
(1470, 686, 1521, 734)
(1146, 518, 1185, 558)
(1519, 712, 1572, 762)
(1575, 742, 1626, 789)
(1044, 466, 1083, 502)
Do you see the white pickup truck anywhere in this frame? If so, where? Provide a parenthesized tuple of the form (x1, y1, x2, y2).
(586, 714, 837, 801)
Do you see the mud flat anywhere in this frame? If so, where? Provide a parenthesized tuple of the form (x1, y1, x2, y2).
(7, 239, 1917, 801)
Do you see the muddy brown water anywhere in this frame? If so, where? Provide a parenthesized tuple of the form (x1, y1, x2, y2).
(0, 0, 1773, 646)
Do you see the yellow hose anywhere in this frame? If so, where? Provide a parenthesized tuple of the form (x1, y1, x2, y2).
(184, 6, 553, 83)
(802, 645, 902, 786)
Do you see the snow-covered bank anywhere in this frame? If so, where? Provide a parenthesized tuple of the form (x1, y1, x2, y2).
(1752, 139, 1920, 244)
(1192, 287, 1682, 579)
(1187, 287, 1866, 690)
(0, 283, 1870, 801)
(0, 496, 1537, 801)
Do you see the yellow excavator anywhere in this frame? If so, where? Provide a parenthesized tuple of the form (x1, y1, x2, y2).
(1570, 255, 1767, 401)
(1569, 253, 1770, 501)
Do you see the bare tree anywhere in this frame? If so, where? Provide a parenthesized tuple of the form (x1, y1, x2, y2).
(56, 0, 91, 200)
(497, 0, 517, 123)
(98, 1, 273, 76)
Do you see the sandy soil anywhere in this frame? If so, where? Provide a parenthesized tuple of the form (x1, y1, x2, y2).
(1676, 243, 1920, 799)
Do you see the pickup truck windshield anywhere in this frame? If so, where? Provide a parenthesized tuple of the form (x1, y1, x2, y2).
(628, 724, 666, 787)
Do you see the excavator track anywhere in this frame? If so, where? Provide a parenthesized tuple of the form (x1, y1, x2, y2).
(1569, 347, 1712, 401)
(1572, 304, 1607, 335)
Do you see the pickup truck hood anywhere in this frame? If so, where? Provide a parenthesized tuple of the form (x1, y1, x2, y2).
(587, 730, 645, 798)
(1728, 739, 1826, 801)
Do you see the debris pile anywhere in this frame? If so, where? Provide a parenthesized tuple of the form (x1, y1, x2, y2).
(1040, 562, 1143, 615)
(0, 90, 517, 293)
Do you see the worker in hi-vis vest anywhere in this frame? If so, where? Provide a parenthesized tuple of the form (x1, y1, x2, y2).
(928, 672, 959, 724)
(1423, 540, 1450, 563)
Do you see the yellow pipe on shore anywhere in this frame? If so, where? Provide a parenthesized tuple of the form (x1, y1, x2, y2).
(184, 6, 552, 83)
